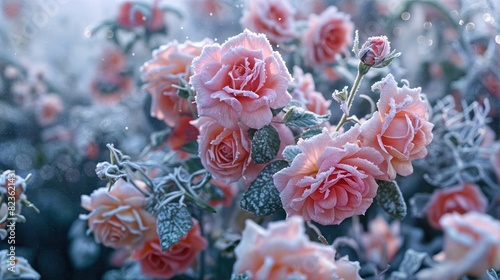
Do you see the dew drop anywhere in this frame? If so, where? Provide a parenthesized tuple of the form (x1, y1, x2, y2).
(423, 22, 432, 30)
(495, 35, 500, 44)
(401, 12, 410, 21)
(106, 30, 114, 38)
(465, 22, 475, 31)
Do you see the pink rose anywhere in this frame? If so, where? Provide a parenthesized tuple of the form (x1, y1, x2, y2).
(360, 74, 434, 180)
(274, 126, 384, 225)
(141, 39, 213, 127)
(191, 116, 294, 185)
(417, 212, 500, 279)
(336, 256, 363, 280)
(240, 0, 298, 45)
(133, 219, 207, 279)
(191, 29, 292, 129)
(116, 1, 165, 32)
(425, 183, 487, 230)
(302, 6, 354, 67)
(361, 215, 402, 267)
(233, 216, 338, 279)
(35, 93, 64, 126)
(358, 35, 391, 67)
(80, 179, 156, 249)
(291, 66, 331, 115)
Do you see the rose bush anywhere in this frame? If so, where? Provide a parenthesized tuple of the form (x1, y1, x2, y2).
(191, 29, 292, 129)
(274, 127, 384, 225)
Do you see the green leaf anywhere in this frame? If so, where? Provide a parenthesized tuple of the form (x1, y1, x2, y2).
(399, 249, 429, 275)
(240, 160, 288, 216)
(282, 145, 302, 162)
(376, 180, 407, 220)
(271, 107, 284, 116)
(251, 125, 280, 164)
(282, 106, 330, 128)
(231, 271, 252, 280)
(181, 141, 199, 154)
(301, 127, 324, 139)
(157, 204, 193, 251)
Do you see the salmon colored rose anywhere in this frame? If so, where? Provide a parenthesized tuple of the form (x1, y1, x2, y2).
(117, 1, 165, 32)
(233, 216, 338, 279)
(361, 215, 402, 267)
(141, 39, 212, 127)
(336, 256, 363, 280)
(358, 35, 391, 67)
(274, 127, 384, 225)
(240, 0, 298, 45)
(417, 212, 500, 279)
(133, 219, 207, 279)
(302, 6, 354, 67)
(291, 66, 331, 115)
(80, 179, 156, 249)
(360, 74, 433, 180)
(191, 29, 292, 129)
(425, 183, 487, 230)
(192, 116, 294, 185)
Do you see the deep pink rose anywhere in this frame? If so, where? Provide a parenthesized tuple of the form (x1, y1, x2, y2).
(358, 35, 391, 67)
(302, 6, 354, 67)
(360, 74, 434, 180)
(191, 116, 294, 185)
(141, 39, 212, 126)
(274, 127, 384, 225)
(240, 0, 298, 45)
(291, 66, 331, 115)
(425, 183, 487, 230)
(133, 219, 207, 279)
(191, 29, 292, 129)
(80, 179, 156, 249)
(233, 216, 338, 279)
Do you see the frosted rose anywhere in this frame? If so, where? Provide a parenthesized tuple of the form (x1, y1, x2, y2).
(35, 93, 64, 126)
(1, 170, 26, 200)
(336, 256, 363, 280)
(240, 0, 297, 45)
(358, 35, 391, 67)
(80, 179, 156, 249)
(233, 216, 338, 279)
(291, 66, 331, 115)
(302, 6, 354, 67)
(361, 215, 402, 267)
(141, 39, 212, 126)
(274, 127, 384, 225)
(360, 74, 433, 180)
(133, 219, 207, 279)
(192, 116, 294, 185)
(0, 250, 40, 280)
(117, 1, 165, 31)
(436, 212, 500, 278)
(191, 29, 292, 129)
(425, 183, 487, 230)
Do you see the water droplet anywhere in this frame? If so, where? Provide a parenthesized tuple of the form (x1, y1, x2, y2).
(458, 20, 464, 25)
(276, 44, 280, 48)
(483, 13, 493, 23)
(214, 38, 218, 42)
(125, 126, 129, 130)
(465, 22, 475, 31)
(450, 10, 459, 17)
(84, 28, 92, 38)
(401, 12, 410, 21)
(209, 12, 213, 16)
(427, 39, 433, 46)
(423, 22, 432, 30)
(180, 26, 184, 30)
(106, 30, 114, 39)
(132, 53, 135, 56)
(495, 35, 500, 44)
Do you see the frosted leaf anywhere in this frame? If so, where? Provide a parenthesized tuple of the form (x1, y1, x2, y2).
(376, 180, 407, 220)
(282, 145, 302, 162)
(157, 204, 193, 251)
(399, 249, 429, 275)
(240, 160, 288, 216)
(282, 106, 330, 128)
(300, 128, 323, 140)
(251, 125, 280, 164)
(231, 271, 252, 280)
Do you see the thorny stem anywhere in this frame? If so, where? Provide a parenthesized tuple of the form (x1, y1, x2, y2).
(335, 63, 367, 131)
(306, 221, 329, 245)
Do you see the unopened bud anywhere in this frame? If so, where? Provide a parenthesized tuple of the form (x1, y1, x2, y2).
(358, 36, 391, 67)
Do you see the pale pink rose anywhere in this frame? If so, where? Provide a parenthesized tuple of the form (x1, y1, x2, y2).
(425, 183, 487, 230)
(361, 215, 402, 267)
(191, 116, 294, 185)
(141, 39, 213, 126)
(336, 256, 363, 280)
(240, 0, 298, 45)
(35, 93, 64, 126)
(233, 216, 339, 279)
(191, 29, 292, 129)
(274, 127, 384, 225)
(302, 6, 354, 67)
(133, 219, 207, 279)
(360, 74, 434, 180)
(291, 66, 331, 115)
(80, 179, 156, 249)
(417, 212, 500, 279)
(358, 35, 391, 67)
